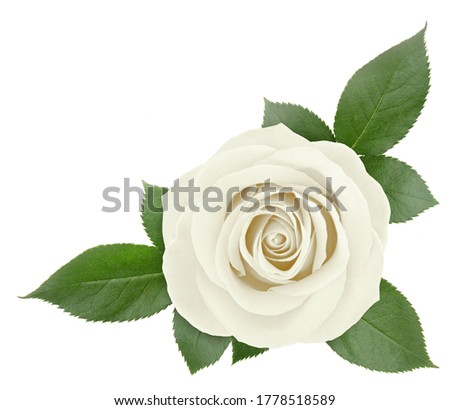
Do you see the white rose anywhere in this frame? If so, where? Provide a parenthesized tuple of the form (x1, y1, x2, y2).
(163, 124, 390, 348)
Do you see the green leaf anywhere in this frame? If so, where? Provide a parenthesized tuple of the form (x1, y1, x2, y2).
(263, 98, 334, 142)
(328, 279, 436, 372)
(334, 27, 430, 154)
(362, 155, 437, 223)
(141, 182, 168, 250)
(173, 310, 230, 374)
(24, 244, 171, 322)
(231, 337, 268, 364)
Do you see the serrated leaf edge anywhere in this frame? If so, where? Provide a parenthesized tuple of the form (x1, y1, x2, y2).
(327, 279, 437, 373)
(172, 310, 231, 374)
(140, 181, 168, 250)
(263, 98, 335, 141)
(22, 243, 170, 323)
(24, 287, 171, 324)
(363, 155, 438, 223)
(231, 337, 268, 365)
(334, 26, 430, 154)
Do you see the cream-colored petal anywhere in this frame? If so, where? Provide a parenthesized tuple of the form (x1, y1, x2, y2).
(189, 146, 277, 288)
(162, 166, 201, 246)
(233, 211, 298, 285)
(162, 212, 230, 336)
(313, 141, 390, 247)
(190, 164, 320, 288)
(197, 269, 346, 348)
(194, 145, 275, 188)
(257, 146, 373, 273)
(228, 212, 269, 276)
(271, 202, 349, 296)
(215, 260, 306, 316)
(303, 232, 384, 342)
(215, 123, 310, 154)
(309, 210, 328, 271)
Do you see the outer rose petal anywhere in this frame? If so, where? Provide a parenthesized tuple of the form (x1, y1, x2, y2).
(162, 166, 201, 246)
(302, 232, 384, 342)
(197, 268, 346, 348)
(163, 211, 230, 336)
(312, 141, 390, 247)
(215, 123, 309, 154)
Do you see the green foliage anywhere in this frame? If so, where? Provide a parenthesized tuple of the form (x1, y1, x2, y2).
(362, 155, 437, 223)
(173, 310, 230, 374)
(263, 98, 334, 141)
(334, 27, 430, 154)
(328, 279, 436, 372)
(141, 182, 168, 250)
(231, 337, 268, 364)
(24, 26, 438, 376)
(25, 244, 171, 321)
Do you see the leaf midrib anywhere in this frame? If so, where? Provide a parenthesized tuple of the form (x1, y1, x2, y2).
(31, 272, 163, 295)
(361, 316, 429, 366)
(351, 57, 404, 150)
(384, 187, 435, 203)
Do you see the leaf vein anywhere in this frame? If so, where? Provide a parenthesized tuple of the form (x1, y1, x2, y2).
(351, 58, 404, 149)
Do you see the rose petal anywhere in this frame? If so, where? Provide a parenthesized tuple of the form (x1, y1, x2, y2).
(197, 268, 346, 348)
(271, 203, 350, 296)
(303, 232, 384, 342)
(258, 146, 373, 273)
(191, 164, 319, 288)
(163, 212, 230, 336)
(162, 166, 201, 246)
(215, 123, 309, 154)
(313, 141, 390, 247)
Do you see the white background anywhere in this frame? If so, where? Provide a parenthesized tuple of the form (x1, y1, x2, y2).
(1, 1, 449, 409)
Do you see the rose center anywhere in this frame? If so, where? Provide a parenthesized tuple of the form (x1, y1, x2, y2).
(271, 233, 286, 246)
